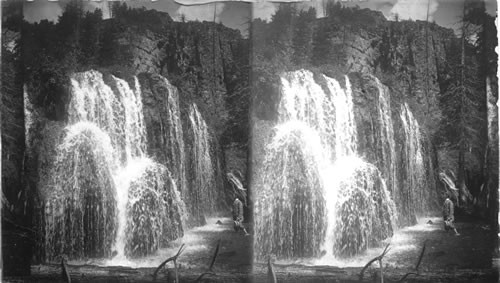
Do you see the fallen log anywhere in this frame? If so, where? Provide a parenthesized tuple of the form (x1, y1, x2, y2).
(27, 263, 498, 283)
(314, 266, 347, 274)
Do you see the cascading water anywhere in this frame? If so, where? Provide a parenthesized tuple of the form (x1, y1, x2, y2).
(43, 70, 185, 261)
(187, 104, 218, 218)
(323, 74, 357, 158)
(330, 156, 395, 258)
(375, 78, 397, 193)
(400, 103, 427, 216)
(116, 159, 184, 258)
(254, 121, 327, 258)
(44, 122, 117, 260)
(68, 71, 146, 163)
(254, 70, 396, 260)
(158, 78, 187, 210)
(374, 78, 400, 224)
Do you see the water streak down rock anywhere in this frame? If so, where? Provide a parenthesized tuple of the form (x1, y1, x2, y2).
(139, 73, 226, 227)
(350, 72, 438, 227)
(400, 103, 429, 217)
(187, 104, 218, 219)
(138, 74, 189, 224)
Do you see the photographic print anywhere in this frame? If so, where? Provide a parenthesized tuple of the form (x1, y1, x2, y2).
(1, 0, 498, 282)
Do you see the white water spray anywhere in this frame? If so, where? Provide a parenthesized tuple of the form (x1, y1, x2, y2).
(254, 70, 396, 260)
(43, 70, 186, 260)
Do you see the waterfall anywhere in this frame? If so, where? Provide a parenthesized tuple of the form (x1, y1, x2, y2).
(115, 158, 184, 258)
(375, 78, 399, 221)
(254, 121, 327, 258)
(330, 156, 395, 257)
(43, 70, 185, 261)
(160, 78, 187, 211)
(323, 74, 357, 158)
(187, 104, 218, 218)
(400, 103, 427, 215)
(68, 71, 146, 163)
(254, 70, 396, 260)
(44, 122, 117, 260)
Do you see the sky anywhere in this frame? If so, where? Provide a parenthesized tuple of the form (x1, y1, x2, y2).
(23, 0, 498, 36)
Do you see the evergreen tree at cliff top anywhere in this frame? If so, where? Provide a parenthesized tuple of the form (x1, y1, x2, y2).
(436, 0, 496, 211)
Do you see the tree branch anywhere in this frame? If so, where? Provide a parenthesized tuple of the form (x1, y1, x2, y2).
(415, 240, 428, 272)
(268, 256, 277, 283)
(152, 243, 185, 281)
(359, 243, 390, 280)
(61, 257, 71, 283)
(208, 239, 221, 271)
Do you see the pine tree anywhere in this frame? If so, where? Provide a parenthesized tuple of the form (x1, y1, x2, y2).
(268, 4, 297, 68)
(80, 9, 103, 67)
(292, 8, 316, 66)
(440, 2, 486, 208)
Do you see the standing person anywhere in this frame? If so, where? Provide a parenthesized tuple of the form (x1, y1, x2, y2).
(443, 191, 460, 236)
(233, 197, 250, 236)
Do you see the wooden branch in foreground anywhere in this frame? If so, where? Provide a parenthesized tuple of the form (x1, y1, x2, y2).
(359, 243, 391, 281)
(152, 243, 186, 281)
(267, 256, 277, 283)
(208, 239, 221, 271)
(415, 240, 428, 271)
(193, 240, 222, 282)
(397, 240, 429, 282)
(61, 257, 71, 283)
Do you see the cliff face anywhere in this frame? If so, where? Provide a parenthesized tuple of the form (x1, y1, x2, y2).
(339, 17, 456, 131)
(104, 15, 250, 185)
(139, 73, 229, 226)
(105, 16, 249, 140)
